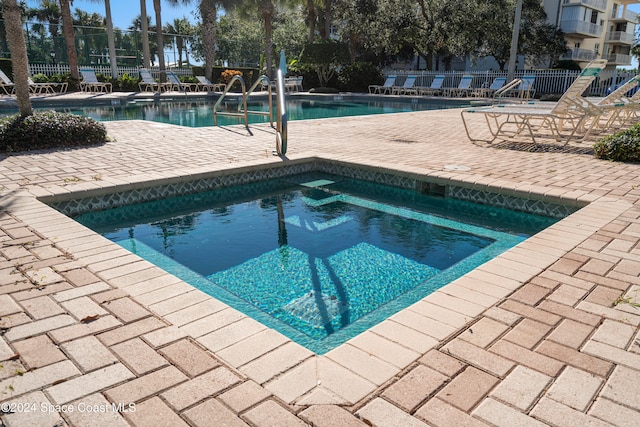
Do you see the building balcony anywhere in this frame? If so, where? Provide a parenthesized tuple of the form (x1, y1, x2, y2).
(560, 48, 597, 61)
(560, 20, 603, 37)
(610, 8, 638, 22)
(605, 31, 635, 44)
(605, 52, 632, 65)
(562, 0, 607, 12)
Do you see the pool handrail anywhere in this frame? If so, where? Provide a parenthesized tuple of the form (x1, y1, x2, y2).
(241, 75, 274, 127)
(213, 75, 249, 127)
(275, 69, 287, 155)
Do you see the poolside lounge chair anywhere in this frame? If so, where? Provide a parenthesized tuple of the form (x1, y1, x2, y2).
(0, 70, 15, 95)
(443, 75, 474, 97)
(139, 69, 167, 92)
(392, 76, 418, 95)
(27, 77, 68, 95)
(461, 59, 608, 145)
(592, 75, 640, 130)
(195, 76, 225, 92)
(79, 68, 112, 93)
(369, 75, 396, 94)
(166, 71, 198, 92)
(471, 77, 506, 98)
(418, 75, 445, 96)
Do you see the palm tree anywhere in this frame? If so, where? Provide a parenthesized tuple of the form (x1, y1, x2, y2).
(2, 0, 32, 116)
(139, 0, 151, 68)
(198, 0, 218, 82)
(88, 0, 117, 77)
(59, 0, 80, 85)
(153, 0, 166, 81)
(27, 0, 61, 38)
(164, 17, 193, 67)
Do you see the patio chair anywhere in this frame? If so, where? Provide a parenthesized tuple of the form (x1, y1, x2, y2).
(418, 75, 445, 96)
(27, 77, 68, 95)
(139, 69, 167, 92)
(592, 75, 640, 130)
(195, 75, 225, 92)
(442, 75, 474, 97)
(0, 70, 15, 95)
(79, 68, 112, 93)
(461, 59, 608, 145)
(165, 71, 198, 92)
(500, 75, 536, 102)
(471, 77, 506, 98)
(369, 75, 396, 94)
(392, 75, 418, 95)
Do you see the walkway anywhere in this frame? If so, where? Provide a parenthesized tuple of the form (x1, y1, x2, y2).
(0, 92, 639, 426)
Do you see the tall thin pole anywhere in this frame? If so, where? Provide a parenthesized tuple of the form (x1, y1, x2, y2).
(507, 0, 523, 82)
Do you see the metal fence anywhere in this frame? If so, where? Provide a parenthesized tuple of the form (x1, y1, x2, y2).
(386, 69, 636, 97)
(27, 64, 635, 96)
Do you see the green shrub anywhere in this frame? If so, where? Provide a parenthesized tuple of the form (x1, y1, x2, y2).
(338, 62, 383, 93)
(118, 73, 139, 91)
(0, 111, 107, 153)
(593, 123, 640, 162)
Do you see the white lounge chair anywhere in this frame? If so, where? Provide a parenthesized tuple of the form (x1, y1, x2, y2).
(443, 75, 474, 97)
(0, 70, 15, 95)
(461, 59, 608, 145)
(593, 75, 640, 130)
(27, 77, 68, 95)
(139, 69, 167, 92)
(79, 68, 112, 93)
(165, 71, 197, 92)
(418, 75, 445, 96)
(472, 77, 506, 98)
(369, 75, 396, 94)
(195, 75, 224, 92)
(392, 76, 418, 95)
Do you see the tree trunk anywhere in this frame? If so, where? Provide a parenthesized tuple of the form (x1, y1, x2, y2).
(104, 0, 118, 78)
(306, 0, 316, 43)
(140, 0, 151, 68)
(323, 0, 332, 40)
(199, 1, 217, 82)
(262, 1, 274, 79)
(2, 0, 32, 116)
(59, 0, 79, 86)
(154, 0, 166, 82)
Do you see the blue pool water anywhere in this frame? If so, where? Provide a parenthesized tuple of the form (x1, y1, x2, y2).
(75, 174, 558, 353)
(28, 97, 469, 127)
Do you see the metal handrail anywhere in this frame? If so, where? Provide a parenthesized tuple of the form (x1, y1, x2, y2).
(213, 75, 248, 127)
(241, 75, 274, 127)
(493, 78, 523, 105)
(275, 69, 287, 155)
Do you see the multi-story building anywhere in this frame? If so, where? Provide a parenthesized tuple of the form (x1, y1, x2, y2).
(544, 0, 638, 69)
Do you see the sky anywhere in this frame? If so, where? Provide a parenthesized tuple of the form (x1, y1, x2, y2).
(26, 0, 199, 30)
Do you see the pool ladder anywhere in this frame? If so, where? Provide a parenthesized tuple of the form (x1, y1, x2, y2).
(213, 73, 287, 155)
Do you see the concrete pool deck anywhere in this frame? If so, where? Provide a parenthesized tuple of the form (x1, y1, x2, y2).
(1, 91, 640, 426)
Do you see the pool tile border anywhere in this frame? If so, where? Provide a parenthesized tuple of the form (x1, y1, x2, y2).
(44, 158, 578, 219)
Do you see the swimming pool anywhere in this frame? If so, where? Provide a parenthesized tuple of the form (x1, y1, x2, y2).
(73, 170, 559, 353)
(26, 96, 470, 127)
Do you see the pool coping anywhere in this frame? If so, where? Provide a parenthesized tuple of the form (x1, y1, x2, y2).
(10, 156, 632, 407)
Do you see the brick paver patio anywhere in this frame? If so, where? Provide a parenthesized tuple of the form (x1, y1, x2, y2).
(0, 92, 639, 426)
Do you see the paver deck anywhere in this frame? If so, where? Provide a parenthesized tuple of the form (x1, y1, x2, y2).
(1, 91, 640, 426)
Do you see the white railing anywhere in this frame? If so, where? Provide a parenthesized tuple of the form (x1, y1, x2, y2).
(28, 64, 194, 78)
(605, 53, 632, 65)
(562, 0, 607, 11)
(561, 48, 597, 61)
(605, 31, 635, 44)
(383, 69, 638, 97)
(560, 20, 604, 37)
(611, 8, 638, 22)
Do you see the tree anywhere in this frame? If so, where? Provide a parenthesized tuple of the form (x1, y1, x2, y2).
(164, 17, 194, 67)
(153, 0, 166, 80)
(299, 39, 349, 87)
(27, 0, 61, 38)
(59, 0, 80, 84)
(3, 0, 32, 116)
